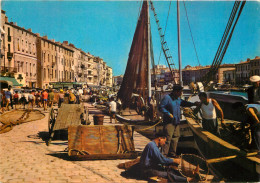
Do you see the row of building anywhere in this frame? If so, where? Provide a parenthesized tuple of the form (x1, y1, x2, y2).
(0, 10, 113, 89)
(113, 57, 260, 87)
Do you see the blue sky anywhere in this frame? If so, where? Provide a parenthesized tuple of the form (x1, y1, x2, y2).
(2, 1, 260, 76)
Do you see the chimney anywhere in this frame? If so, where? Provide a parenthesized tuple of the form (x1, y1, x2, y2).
(36, 33, 40, 37)
(10, 22, 13, 24)
(43, 35, 48, 39)
(247, 58, 251, 61)
(5, 16, 8, 23)
(14, 22, 17, 26)
(51, 39, 55, 42)
(255, 56, 260, 59)
(27, 28, 32, 32)
(63, 41, 68, 45)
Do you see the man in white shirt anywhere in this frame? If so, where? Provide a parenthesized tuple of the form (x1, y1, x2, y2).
(109, 97, 117, 123)
(194, 92, 224, 136)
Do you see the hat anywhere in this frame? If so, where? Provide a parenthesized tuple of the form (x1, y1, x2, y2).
(60, 89, 63, 92)
(250, 75, 260, 83)
(172, 84, 183, 91)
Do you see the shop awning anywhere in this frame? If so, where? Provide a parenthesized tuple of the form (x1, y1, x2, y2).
(0, 76, 22, 86)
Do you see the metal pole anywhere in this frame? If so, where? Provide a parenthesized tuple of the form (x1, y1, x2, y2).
(147, 0, 152, 103)
(177, 0, 183, 86)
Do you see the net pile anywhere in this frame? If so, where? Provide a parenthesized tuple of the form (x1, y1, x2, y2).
(178, 154, 209, 181)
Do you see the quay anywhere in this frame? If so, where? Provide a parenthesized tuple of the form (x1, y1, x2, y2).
(0, 103, 150, 183)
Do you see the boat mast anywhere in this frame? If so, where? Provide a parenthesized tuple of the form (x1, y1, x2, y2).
(177, 0, 183, 86)
(147, 0, 152, 102)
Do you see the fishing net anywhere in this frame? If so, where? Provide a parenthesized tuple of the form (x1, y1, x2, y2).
(0, 109, 45, 134)
(178, 154, 209, 181)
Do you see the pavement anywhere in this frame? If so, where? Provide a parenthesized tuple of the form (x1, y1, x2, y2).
(0, 103, 150, 183)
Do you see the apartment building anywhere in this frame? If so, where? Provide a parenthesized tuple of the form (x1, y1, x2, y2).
(86, 53, 94, 85)
(9, 22, 38, 88)
(223, 68, 236, 85)
(1, 13, 15, 76)
(235, 60, 250, 85)
(250, 56, 260, 76)
(106, 67, 113, 87)
(0, 10, 113, 88)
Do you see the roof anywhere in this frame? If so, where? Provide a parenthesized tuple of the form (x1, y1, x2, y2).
(0, 76, 22, 86)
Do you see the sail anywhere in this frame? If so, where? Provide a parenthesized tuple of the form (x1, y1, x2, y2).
(117, 1, 149, 108)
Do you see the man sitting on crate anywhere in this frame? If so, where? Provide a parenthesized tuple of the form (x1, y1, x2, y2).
(139, 133, 195, 182)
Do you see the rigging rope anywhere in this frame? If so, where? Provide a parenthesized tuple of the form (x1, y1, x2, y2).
(158, 1, 172, 65)
(150, 0, 177, 83)
(182, 0, 201, 66)
(203, 0, 246, 87)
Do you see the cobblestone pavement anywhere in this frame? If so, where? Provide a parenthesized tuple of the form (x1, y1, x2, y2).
(0, 103, 150, 183)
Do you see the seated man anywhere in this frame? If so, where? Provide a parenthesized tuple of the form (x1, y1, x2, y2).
(139, 133, 194, 182)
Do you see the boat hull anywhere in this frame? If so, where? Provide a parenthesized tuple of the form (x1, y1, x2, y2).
(185, 116, 260, 181)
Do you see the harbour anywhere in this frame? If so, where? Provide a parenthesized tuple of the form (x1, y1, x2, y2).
(1, 0, 260, 182)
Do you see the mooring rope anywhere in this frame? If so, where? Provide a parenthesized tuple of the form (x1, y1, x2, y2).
(137, 119, 163, 132)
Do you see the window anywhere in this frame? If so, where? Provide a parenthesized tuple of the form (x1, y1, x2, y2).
(44, 68, 46, 79)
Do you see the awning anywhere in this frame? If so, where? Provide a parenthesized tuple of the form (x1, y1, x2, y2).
(0, 76, 22, 86)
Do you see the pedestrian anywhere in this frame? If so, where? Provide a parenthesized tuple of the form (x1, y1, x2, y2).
(8, 86, 14, 109)
(193, 92, 225, 136)
(58, 89, 64, 108)
(35, 91, 41, 107)
(28, 90, 35, 110)
(68, 90, 76, 104)
(108, 97, 117, 123)
(5, 88, 12, 111)
(20, 90, 27, 109)
(42, 89, 48, 111)
(139, 132, 196, 182)
(159, 84, 199, 158)
(0, 89, 3, 113)
(247, 75, 260, 104)
(13, 91, 19, 110)
(48, 89, 55, 108)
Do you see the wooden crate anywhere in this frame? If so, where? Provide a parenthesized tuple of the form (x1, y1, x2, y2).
(68, 125, 138, 160)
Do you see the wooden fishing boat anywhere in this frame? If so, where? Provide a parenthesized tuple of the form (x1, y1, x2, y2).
(184, 108, 260, 181)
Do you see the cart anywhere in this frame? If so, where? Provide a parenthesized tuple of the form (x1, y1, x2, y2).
(47, 103, 88, 145)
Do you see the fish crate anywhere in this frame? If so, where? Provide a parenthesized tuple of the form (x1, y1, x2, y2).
(68, 125, 138, 160)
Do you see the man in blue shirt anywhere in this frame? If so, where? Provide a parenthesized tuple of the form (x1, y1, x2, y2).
(159, 85, 198, 157)
(140, 133, 192, 182)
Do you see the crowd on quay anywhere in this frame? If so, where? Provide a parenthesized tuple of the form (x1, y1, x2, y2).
(0, 86, 100, 113)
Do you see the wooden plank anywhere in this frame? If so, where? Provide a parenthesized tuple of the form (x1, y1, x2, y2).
(53, 104, 82, 131)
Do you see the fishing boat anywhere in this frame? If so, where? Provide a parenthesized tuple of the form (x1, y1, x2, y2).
(183, 0, 260, 180)
(115, 1, 194, 146)
(184, 108, 260, 181)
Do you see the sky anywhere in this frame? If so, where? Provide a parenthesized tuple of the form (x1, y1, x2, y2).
(1, 0, 260, 76)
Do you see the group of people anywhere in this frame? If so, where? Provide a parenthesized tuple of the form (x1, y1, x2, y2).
(140, 75, 260, 182)
(0, 87, 95, 113)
